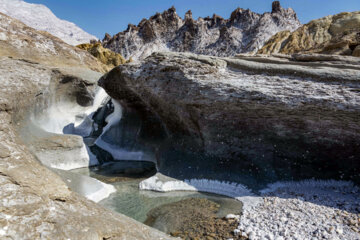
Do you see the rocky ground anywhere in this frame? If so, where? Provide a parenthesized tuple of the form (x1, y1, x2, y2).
(237, 181, 360, 240)
(145, 198, 243, 240)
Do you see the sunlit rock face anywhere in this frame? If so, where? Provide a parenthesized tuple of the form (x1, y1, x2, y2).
(102, 1, 301, 60)
(258, 11, 360, 56)
(99, 51, 360, 184)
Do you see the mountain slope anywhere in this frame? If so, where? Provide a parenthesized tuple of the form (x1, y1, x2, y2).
(0, 0, 97, 45)
(0, 12, 106, 72)
(258, 11, 360, 56)
(102, 1, 301, 60)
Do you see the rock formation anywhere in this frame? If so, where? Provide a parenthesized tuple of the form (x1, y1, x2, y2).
(77, 42, 130, 70)
(0, 12, 172, 239)
(258, 11, 360, 56)
(99, 52, 360, 184)
(102, 1, 301, 60)
(0, 0, 97, 45)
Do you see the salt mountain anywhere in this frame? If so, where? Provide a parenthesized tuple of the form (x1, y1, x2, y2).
(0, 0, 97, 45)
(102, 1, 301, 60)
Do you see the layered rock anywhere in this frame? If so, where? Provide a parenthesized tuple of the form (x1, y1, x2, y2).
(0, 0, 97, 45)
(102, 1, 301, 59)
(0, 12, 172, 239)
(77, 42, 129, 70)
(100, 52, 360, 184)
(258, 11, 360, 56)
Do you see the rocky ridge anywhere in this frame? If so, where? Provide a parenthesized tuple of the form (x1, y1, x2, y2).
(258, 11, 360, 56)
(102, 1, 301, 60)
(0, 0, 97, 45)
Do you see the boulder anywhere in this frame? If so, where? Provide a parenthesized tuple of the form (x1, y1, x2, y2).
(99, 52, 360, 183)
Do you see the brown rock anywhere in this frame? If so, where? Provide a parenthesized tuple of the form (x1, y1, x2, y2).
(258, 11, 360, 57)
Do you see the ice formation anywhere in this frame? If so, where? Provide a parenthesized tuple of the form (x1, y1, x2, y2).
(139, 174, 262, 210)
(94, 99, 154, 162)
(29, 87, 110, 170)
(55, 169, 116, 203)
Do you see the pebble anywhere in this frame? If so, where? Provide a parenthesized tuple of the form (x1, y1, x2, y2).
(236, 180, 360, 240)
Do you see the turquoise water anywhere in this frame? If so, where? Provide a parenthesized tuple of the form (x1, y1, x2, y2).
(71, 166, 243, 223)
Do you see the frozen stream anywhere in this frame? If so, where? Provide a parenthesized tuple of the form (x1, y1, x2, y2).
(70, 166, 243, 223)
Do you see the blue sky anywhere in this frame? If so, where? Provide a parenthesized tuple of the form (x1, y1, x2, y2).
(27, 0, 360, 39)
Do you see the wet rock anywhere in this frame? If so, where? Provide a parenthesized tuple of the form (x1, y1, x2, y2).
(145, 198, 243, 239)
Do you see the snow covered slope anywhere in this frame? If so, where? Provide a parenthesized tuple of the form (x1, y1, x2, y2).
(0, 0, 97, 45)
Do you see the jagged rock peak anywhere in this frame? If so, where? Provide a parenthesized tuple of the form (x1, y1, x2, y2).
(102, 1, 301, 60)
(272, 1, 282, 13)
(103, 33, 112, 42)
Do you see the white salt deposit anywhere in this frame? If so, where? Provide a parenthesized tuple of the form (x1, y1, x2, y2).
(139, 174, 262, 210)
(237, 180, 360, 240)
(140, 175, 360, 239)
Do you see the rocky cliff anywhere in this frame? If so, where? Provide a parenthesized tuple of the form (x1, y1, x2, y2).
(100, 52, 360, 184)
(258, 11, 360, 56)
(0, 0, 97, 45)
(102, 1, 301, 60)
(0, 12, 172, 239)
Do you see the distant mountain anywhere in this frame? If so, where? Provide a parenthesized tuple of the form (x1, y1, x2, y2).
(0, 0, 97, 45)
(102, 1, 301, 60)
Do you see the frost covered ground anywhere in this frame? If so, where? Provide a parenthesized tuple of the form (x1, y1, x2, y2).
(237, 180, 360, 240)
(140, 175, 360, 240)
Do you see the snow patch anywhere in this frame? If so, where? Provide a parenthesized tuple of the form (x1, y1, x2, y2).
(0, 0, 97, 45)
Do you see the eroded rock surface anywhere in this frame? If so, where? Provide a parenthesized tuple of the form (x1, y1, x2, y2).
(0, 11, 173, 240)
(102, 1, 300, 60)
(258, 11, 360, 56)
(100, 52, 360, 183)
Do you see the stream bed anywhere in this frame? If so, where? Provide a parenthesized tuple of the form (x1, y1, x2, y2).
(70, 162, 243, 238)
